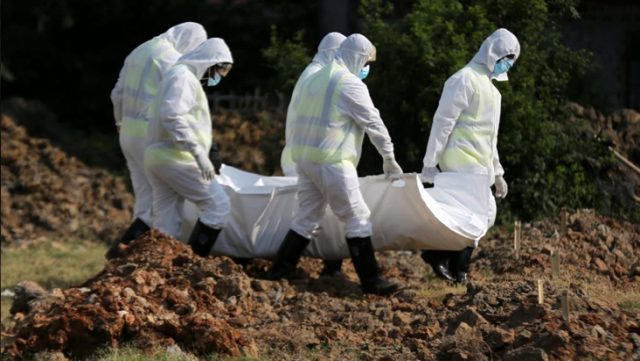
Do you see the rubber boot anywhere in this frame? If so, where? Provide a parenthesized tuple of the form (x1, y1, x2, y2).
(347, 237, 398, 295)
(320, 259, 343, 277)
(188, 219, 222, 257)
(266, 230, 310, 280)
(105, 218, 150, 259)
(450, 247, 474, 283)
(421, 250, 455, 281)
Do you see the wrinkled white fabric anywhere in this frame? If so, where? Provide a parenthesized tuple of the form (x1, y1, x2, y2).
(180, 166, 480, 258)
(145, 38, 233, 234)
(111, 22, 206, 225)
(281, 32, 346, 176)
(421, 28, 519, 240)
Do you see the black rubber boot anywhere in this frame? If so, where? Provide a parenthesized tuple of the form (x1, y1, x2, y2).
(347, 237, 399, 295)
(188, 219, 222, 257)
(421, 250, 456, 281)
(266, 230, 311, 280)
(450, 247, 474, 283)
(105, 218, 150, 259)
(320, 259, 343, 277)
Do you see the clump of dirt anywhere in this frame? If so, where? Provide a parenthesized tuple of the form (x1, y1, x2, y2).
(2, 210, 638, 360)
(0, 115, 133, 244)
(1, 230, 251, 359)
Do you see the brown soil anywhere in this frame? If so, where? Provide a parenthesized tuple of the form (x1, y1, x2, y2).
(2, 210, 639, 360)
(1, 115, 133, 245)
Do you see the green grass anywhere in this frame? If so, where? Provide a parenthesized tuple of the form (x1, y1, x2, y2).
(1, 239, 107, 321)
(91, 347, 264, 361)
(619, 300, 640, 311)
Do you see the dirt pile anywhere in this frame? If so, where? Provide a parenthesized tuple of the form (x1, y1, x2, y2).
(477, 209, 640, 285)
(1, 230, 251, 359)
(0, 115, 133, 244)
(2, 210, 638, 360)
(212, 109, 285, 175)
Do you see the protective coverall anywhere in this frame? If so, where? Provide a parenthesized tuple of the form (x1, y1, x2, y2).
(280, 32, 346, 176)
(144, 38, 233, 257)
(267, 34, 403, 295)
(420, 28, 520, 282)
(106, 22, 206, 259)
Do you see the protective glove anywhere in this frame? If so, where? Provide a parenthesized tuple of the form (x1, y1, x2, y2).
(382, 156, 403, 180)
(420, 166, 439, 184)
(494, 175, 508, 198)
(194, 151, 215, 181)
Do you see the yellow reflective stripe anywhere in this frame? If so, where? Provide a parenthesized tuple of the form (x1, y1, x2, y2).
(144, 147, 194, 166)
(288, 144, 357, 165)
(120, 118, 148, 138)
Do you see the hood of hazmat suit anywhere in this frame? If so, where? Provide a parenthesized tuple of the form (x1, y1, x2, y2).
(177, 37, 233, 79)
(470, 28, 520, 82)
(311, 32, 347, 66)
(335, 33, 377, 76)
(160, 22, 208, 55)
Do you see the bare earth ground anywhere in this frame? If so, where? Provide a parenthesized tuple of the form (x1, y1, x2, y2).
(1, 106, 639, 360)
(1, 209, 639, 360)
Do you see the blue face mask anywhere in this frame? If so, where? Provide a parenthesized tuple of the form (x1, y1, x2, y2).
(493, 59, 514, 76)
(207, 72, 221, 87)
(359, 64, 370, 80)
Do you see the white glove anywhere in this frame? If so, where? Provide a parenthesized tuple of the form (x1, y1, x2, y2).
(194, 151, 215, 181)
(494, 175, 508, 198)
(420, 166, 439, 184)
(382, 156, 403, 180)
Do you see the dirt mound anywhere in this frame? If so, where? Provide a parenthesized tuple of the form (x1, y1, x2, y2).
(476, 209, 640, 285)
(1, 115, 133, 244)
(2, 210, 638, 360)
(212, 109, 285, 175)
(1, 230, 250, 359)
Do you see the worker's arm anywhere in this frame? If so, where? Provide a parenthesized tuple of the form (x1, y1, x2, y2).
(339, 76, 394, 159)
(422, 73, 475, 168)
(110, 64, 126, 128)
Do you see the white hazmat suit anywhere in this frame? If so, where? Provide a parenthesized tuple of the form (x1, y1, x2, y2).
(419, 28, 520, 283)
(280, 32, 347, 176)
(111, 22, 207, 226)
(422, 28, 520, 246)
(144, 38, 233, 238)
(268, 34, 402, 295)
(288, 34, 402, 239)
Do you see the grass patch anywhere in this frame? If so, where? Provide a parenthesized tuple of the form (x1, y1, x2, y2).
(91, 347, 264, 361)
(1, 239, 107, 321)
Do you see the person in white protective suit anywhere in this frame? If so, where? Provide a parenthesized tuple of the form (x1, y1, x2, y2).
(420, 28, 520, 282)
(280, 32, 346, 177)
(279, 32, 348, 277)
(107, 22, 207, 259)
(267, 34, 404, 295)
(144, 37, 234, 257)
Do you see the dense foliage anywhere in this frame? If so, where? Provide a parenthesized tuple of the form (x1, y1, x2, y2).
(264, 0, 631, 222)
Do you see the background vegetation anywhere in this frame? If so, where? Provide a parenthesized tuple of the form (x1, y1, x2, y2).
(2, 0, 635, 222)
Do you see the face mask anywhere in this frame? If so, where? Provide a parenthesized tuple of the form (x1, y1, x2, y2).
(493, 59, 514, 76)
(207, 72, 221, 87)
(358, 64, 370, 80)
